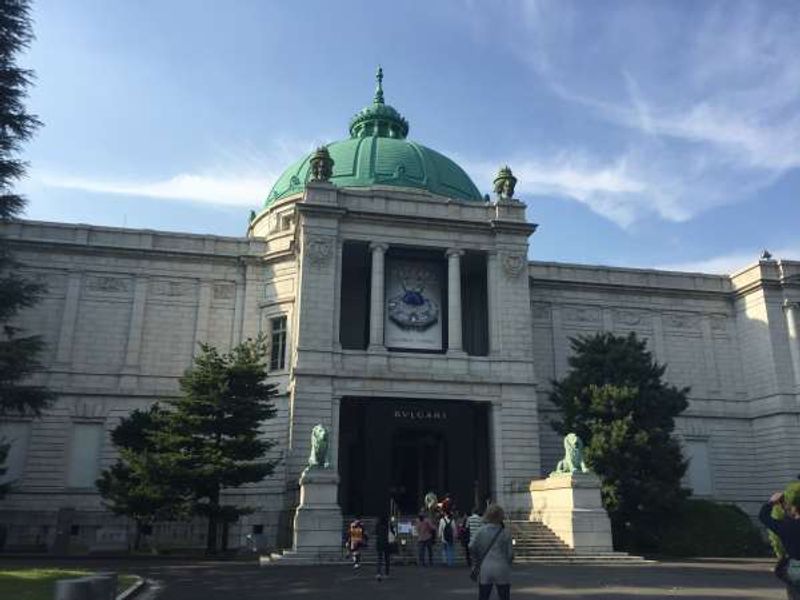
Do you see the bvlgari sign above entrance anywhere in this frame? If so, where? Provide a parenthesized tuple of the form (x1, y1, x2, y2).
(385, 258, 443, 351)
(393, 408, 448, 421)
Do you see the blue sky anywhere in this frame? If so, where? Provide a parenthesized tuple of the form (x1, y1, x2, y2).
(18, 0, 800, 273)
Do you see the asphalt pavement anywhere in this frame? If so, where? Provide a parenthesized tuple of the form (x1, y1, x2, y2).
(1, 557, 792, 599)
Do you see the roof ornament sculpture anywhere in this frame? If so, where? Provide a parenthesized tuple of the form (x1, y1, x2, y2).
(309, 146, 334, 182)
(493, 165, 517, 200)
(348, 67, 409, 139)
(374, 66, 385, 105)
(760, 248, 774, 261)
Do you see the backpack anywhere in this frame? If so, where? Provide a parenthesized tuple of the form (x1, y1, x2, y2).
(443, 518, 454, 544)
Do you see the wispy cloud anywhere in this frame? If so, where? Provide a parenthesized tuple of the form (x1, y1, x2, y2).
(656, 245, 800, 275)
(461, 1, 800, 227)
(38, 172, 273, 206)
(33, 137, 324, 208)
(464, 154, 647, 227)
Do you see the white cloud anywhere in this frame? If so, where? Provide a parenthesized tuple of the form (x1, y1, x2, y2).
(656, 246, 800, 275)
(464, 154, 648, 227)
(38, 172, 275, 207)
(462, 2, 800, 227)
(33, 137, 326, 208)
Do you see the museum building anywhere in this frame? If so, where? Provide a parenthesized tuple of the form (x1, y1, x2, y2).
(0, 72, 799, 552)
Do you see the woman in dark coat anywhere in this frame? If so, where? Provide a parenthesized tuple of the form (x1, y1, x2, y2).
(375, 514, 395, 580)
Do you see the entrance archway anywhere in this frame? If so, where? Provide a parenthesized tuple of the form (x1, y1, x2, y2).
(390, 429, 447, 514)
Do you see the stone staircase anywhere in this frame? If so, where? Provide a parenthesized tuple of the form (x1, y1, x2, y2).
(508, 520, 649, 564)
(335, 517, 649, 565)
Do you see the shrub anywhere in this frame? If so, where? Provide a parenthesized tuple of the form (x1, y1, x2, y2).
(658, 499, 770, 557)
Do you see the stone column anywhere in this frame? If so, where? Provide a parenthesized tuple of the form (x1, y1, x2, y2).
(368, 243, 388, 351)
(446, 248, 464, 355)
(783, 300, 800, 388)
(119, 275, 148, 390)
(192, 281, 212, 357)
(55, 271, 83, 365)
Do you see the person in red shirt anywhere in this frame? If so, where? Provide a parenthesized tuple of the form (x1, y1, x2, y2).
(346, 518, 368, 569)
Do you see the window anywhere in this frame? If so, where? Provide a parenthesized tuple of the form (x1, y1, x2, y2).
(67, 423, 104, 488)
(684, 439, 713, 496)
(270, 316, 287, 371)
(0, 421, 31, 485)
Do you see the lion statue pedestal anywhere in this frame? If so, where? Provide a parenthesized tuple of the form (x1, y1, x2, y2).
(528, 434, 613, 554)
(264, 425, 344, 565)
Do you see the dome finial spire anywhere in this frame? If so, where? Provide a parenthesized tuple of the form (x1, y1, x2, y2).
(374, 66, 384, 104)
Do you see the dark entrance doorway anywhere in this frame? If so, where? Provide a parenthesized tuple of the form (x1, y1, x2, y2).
(390, 429, 447, 514)
(338, 397, 490, 517)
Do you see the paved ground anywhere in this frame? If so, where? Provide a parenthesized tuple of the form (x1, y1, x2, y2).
(1, 557, 793, 599)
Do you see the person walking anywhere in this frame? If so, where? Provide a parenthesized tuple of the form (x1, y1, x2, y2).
(346, 517, 367, 570)
(458, 512, 472, 567)
(760, 490, 800, 598)
(438, 510, 456, 567)
(374, 514, 395, 580)
(465, 506, 484, 567)
(415, 513, 436, 566)
(469, 504, 514, 600)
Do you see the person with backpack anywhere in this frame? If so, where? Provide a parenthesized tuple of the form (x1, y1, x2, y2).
(346, 517, 368, 569)
(438, 510, 456, 567)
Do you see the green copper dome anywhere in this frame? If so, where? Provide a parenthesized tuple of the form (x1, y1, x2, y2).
(265, 69, 483, 206)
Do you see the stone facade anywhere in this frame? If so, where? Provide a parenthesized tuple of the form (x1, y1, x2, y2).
(1, 183, 799, 552)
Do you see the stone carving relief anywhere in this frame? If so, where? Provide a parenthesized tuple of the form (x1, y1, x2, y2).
(709, 314, 729, 332)
(86, 275, 132, 294)
(305, 236, 333, 266)
(151, 279, 193, 297)
(531, 301, 552, 321)
(614, 309, 650, 327)
(665, 312, 701, 330)
(564, 306, 601, 325)
(502, 253, 525, 279)
(213, 283, 236, 300)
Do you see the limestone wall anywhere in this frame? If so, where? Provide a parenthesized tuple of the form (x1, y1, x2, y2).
(530, 259, 800, 514)
(0, 220, 293, 550)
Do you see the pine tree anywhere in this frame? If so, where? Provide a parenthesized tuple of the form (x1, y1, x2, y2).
(96, 405, 185, 551)
(0, 0, 52, 417)
(0, 0, 53, 499)
(550, 332, 689, 551)
(152, 337, 279, 554)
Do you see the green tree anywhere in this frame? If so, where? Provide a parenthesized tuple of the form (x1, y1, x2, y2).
(96, 405, 185, 551)
(550, 332, 689, 551)
(152, 337, 279, 554)
(0, 0, 54, 497)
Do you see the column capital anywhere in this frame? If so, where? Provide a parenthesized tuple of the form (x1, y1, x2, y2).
(446, 248, 465, 258)
(369, 242, 389, 253)
(783, 299, 800, 311)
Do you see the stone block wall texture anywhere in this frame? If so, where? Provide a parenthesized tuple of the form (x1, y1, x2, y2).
(1, 209, 798, 552)
(530, 259, 800, 515)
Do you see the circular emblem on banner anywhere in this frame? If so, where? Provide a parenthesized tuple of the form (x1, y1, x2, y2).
(387, 264, 439, 330)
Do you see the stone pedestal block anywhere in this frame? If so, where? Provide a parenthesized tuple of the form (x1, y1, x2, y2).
(266, 468, 344, 565)
(529, 473, 613, 553)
